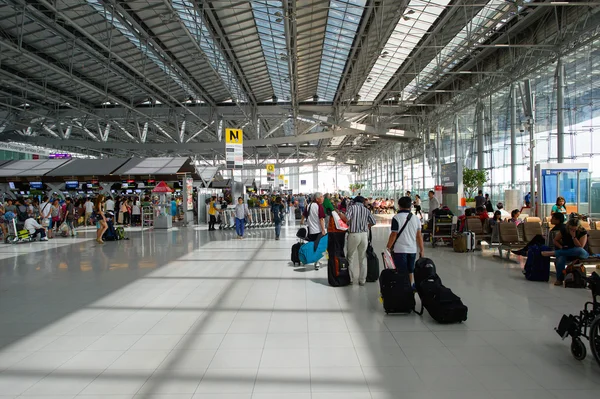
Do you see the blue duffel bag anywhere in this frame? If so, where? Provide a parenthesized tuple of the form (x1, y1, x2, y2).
(299, 234, 328, 265)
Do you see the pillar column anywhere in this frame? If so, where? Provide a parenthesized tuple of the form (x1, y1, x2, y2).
(477, 101, 485, 171)
(313, 164, 318, 193)
(510, 84, 517, 188)
(557, 57, 565, 163)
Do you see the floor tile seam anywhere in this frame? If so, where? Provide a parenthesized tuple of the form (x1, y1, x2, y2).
(252, 243, 283, 396)
(185, 240, 268, 395)
(331, 279, 373, 397)
(15, 349, 96, 397)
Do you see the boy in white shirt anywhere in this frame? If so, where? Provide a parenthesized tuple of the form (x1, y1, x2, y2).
(24, 217, 48, 241)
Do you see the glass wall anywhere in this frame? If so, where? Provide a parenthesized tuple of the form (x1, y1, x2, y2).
(358, 36, 600, 214)
(0, 150, 33, 160)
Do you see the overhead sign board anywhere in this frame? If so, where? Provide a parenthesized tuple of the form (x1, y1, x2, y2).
(225, 128, 243, 170)
(266, 164, 275, 182)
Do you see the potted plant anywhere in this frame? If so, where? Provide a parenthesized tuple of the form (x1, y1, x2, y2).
(463, 167, 488, 208)
(349, 183, 364, 194)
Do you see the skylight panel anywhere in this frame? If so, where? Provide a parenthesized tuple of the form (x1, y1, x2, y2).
(251, 1, 292, 101)
(86, 0, 201, 100)
(316, 0, 367, 102)
(358, 0, 451, 102)
(403, 0, 513, 100)
(172, 0, 248, 103)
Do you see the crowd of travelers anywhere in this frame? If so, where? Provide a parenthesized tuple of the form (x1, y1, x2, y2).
(0, 194, 151, 243)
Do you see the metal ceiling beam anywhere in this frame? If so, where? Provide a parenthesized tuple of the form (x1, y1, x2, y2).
(0, 30, 179, 139)
(163, 0, 250, 119)
(203, 0, 257, 105)
(332, 0, 375, 107)
(282, 0, 298, 120)
(2, 124, 410, 151)
(13, 0, 199, 117)
(372, 0, 479, 107)
(99, 0, 216, 111)
(298, 112, 418, 139)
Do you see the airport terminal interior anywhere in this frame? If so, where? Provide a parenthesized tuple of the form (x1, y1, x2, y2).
(0, 0, 600, 398)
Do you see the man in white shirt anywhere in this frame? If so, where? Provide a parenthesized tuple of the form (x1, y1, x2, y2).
(24, 217, 47, 241)
(105, 197, 115, 212)
(386, 196, 424, 285)
(427, 190, 440, 222)
(84, 198, 94, 225)
(39, 196, 52, 223)
(301, 192, 326, 241)
(496, 202, 511, 219)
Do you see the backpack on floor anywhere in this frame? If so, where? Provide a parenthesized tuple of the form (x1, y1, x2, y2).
(414, 257, 468, 323)
(328, 253, 351, 287)
(523, 245, 550, 282)
(366, 243, 379, 282)
(453, 234, 467, 253)
(115, 226, 126, 240)
(291, 242, 302, 265)
(564, 263, 587, 288)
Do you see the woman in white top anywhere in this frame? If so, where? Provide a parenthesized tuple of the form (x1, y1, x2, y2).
(413, 194, 422, 218)
(131, 199, 141, 226)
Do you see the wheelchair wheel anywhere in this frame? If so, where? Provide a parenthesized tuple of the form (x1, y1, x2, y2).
(590, 316, 600, 366)
(571, 337, 587, 361)
(4, 234, 16, 244)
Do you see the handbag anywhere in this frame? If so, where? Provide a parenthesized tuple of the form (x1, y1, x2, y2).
(331, 211, 348, 231)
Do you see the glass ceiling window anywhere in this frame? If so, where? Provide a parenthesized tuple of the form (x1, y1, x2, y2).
(86, 0, 201, 100)
(317, 0, 367, 102)
(402, 0, 521, 101)
(251, 1, 291, 101)
(357, 0, 451, 102)
(172, 0, 248, 103)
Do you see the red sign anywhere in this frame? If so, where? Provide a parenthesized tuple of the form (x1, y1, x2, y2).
(152, 181, 173, 193)
(32, 154, 39, 159)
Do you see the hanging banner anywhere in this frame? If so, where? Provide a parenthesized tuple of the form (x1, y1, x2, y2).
(225, 128, 243, 170)
(278, 174, 285, 187)
(266, 164, 275, 182)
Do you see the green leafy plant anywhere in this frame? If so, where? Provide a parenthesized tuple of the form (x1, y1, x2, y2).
(349, 183, 364, 193)
(463, 167, 488, 202)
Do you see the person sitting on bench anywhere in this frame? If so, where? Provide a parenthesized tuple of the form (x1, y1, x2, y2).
(542, 218, 589, 286)
(511, 212, 565, 256)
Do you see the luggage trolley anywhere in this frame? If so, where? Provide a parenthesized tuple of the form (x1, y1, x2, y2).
(430, 215, 455, 248)
(4, 215, 35, 244)
(219, 209, 235, 230)
(555, 272, 600, 366)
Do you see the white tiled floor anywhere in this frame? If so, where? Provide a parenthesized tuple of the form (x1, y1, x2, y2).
(0, 219, 598, 399)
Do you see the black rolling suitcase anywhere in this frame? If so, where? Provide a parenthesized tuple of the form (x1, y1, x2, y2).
(291, 242, 302, 265)
(295, 208, 302, 220)
(366, 236, 379, 282)
(379, 267, 415, 314)
(414, 258, 468, 323)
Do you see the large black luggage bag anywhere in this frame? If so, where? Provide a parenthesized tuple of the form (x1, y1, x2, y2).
(523, 245, 550, 282)
(328, 253, 351, 287)
(379, 267, 415, 314)
(291, 242, 302, 265)
(366, 242, 379, 282)
(295, 208, 302, 220)
(414, 258, 468, 323)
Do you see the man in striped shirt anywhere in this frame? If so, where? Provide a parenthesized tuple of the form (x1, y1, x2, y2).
(345, 196, 376, 285)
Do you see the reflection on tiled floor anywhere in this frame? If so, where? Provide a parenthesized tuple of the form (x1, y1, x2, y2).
(0, 218, 598, 399)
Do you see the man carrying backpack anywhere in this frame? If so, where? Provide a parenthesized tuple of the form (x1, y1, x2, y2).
(386, 196, 425, 286)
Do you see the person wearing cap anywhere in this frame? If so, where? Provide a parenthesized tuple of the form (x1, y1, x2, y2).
(345, 196, 376, 285)
(496, 202, 511, 220)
